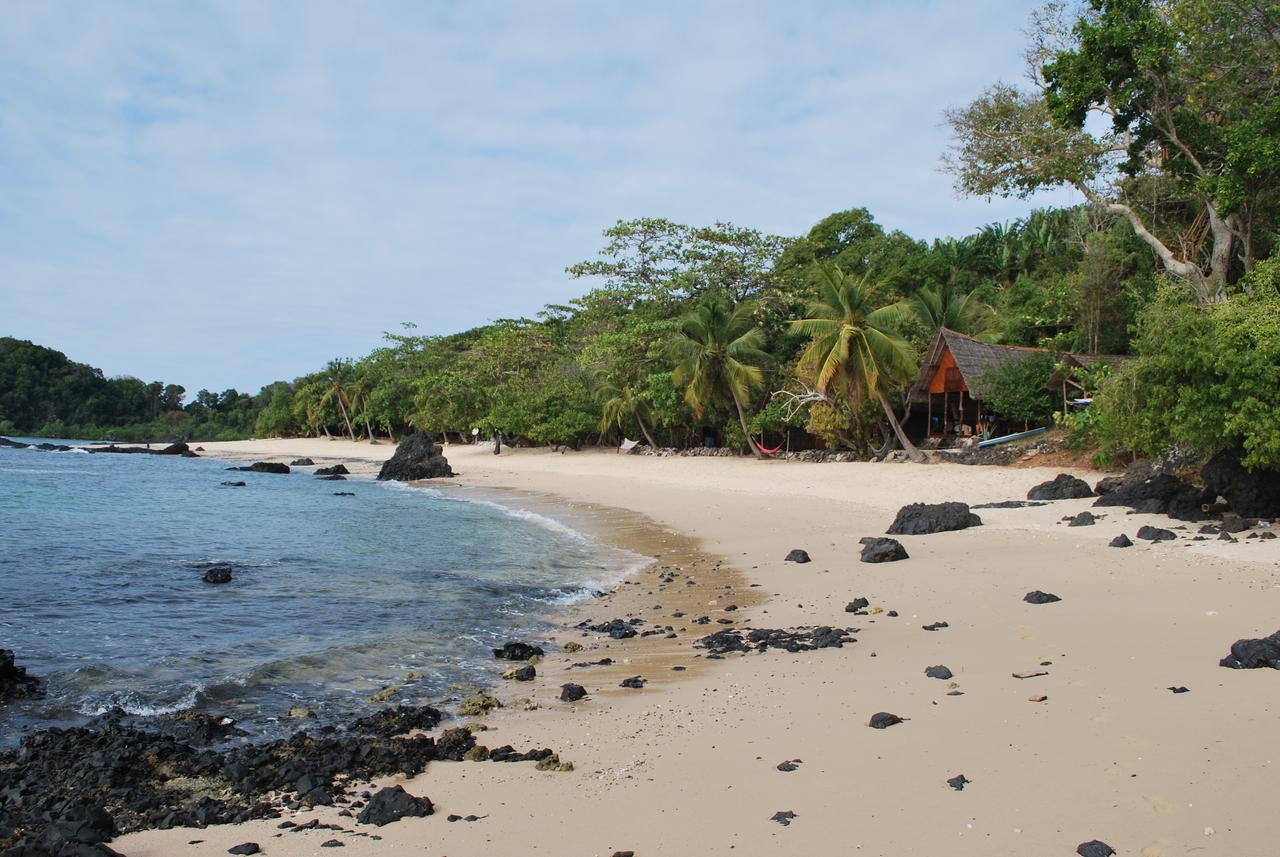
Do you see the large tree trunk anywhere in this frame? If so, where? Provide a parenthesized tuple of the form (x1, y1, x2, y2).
(635, 413, 659, 450)
(365, 417, 376, 444)
(334, 391, 357, 441)
(732, 394, 765, 460)
(877, 392, 926, 463)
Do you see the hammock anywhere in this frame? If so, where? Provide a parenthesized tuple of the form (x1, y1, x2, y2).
(619, 438, 640, 451)
(755, 440, 783, 455)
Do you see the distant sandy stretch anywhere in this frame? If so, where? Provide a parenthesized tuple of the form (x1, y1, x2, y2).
(118, 437, 1280, 857)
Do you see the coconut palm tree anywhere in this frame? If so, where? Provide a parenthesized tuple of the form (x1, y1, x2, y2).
(894, 281, 995, 339)
(790, 263, 925, 462)
(595, 377, 659, 449)
(320, 359, 358, 441)
(671, 297, 769, 459)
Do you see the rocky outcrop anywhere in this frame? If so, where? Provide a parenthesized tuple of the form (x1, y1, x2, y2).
(356, 785, 433, 826)
(1027, 473, 1093, 500)
(314, 464, 349, 476)
(376, 432, 453, 482)
(0, 436, 30, 448)
(0, 649, 44, 701)
(1093, 472, 1209, 521)
(232, 462, 290, 474)
(202, 565, 233, 584)
(290, 458, 315, 466)
(1219, 630, 1280, 669)
(886, 502, 981, 535)
(859, 537, 908, 563)
(1202, 448, 1280, 519)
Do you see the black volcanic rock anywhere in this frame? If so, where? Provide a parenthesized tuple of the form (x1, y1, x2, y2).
(1109, 534, 1133, 548)
(315, 464, 349, 476)
(1202, 447, 1280, 518)
(234, 462, 290, 474)
(924, 665, 953, 680)
(493, 642, 544, 661)
(1067, 511, 1096, 527)
(1027, 473, 1093, 500)
(1024, 590, 1061, 604)
(1136, 525, 1176, 542)
(1076, 841, 1115, 857)
(860, 537, 909, 563)
(887, 502, 981, 535)
(202, 565, 233, 584)
(291, 458, 315, 466)
(0, 649, 44, 701)
(356, 785, 433, 826)
(784, 549, 811, 563)
(1219, 630, 1280, 669)
(0, 436, 30, 448)
(559, 683, 588, 702)
(867, 712, 903, 729)
(377, 432, 453, 481)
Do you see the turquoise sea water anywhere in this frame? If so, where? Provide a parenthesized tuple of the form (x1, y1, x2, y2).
(0, 439, 638, 744)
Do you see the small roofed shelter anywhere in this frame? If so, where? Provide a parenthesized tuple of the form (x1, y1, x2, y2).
(1048, 353, 1135, 410)
(907, 328, 1049, 439)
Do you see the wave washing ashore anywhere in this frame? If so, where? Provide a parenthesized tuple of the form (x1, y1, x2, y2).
(0, 437, 644, 745)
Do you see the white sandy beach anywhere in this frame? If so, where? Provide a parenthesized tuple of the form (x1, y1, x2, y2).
(116, 438, 1280, 857)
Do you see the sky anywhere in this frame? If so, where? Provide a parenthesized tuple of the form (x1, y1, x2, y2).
(0, 1, 1079, 393)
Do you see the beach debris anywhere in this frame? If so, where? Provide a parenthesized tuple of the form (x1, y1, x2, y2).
(776, 759, 802, 772)
(314, 463, 349, 476)
(1168, 686, 1190, 693)
(619, 676, 646, 689)
(867, 712, 903, 729)
(845, 597, 870, 613)
(1067, 511, 1097, 527)
(924, 665, 953, 680)
(922, 621, 949, 631)
(695, 626, 855, 655)
(972, 500, 1048, 509)
(886, 502, 982, 535)
(1028, 473, 1094, 500)
(220, 480, 246, 487)
(611, 852, 636, 857)
(1136, 525, 1177, 541)
(0, 649, 45, 701)
(578, 618, 640, 639)
(1109, 534, 1133, 548)
(784, 549, 811, 563)
(493, 641, 545, 661)
(946, 774, 970, 791)
(231, 461, 290, 474)
(1028, 694, 1048, 702)
(561, 641, 583, 653)
(860, 537, 909, 563)
(228, 844, 261, 855)
(202, 565, 233, 584)
(501, 665, 536, 681)
(356, 785, 433, 826)
(560, 683, 588, 702)
(1076, 840, 1115, 857)
(1012, 671, 1049, 679)
(1219, 630, 1280, 669)
(1023, 590, 1061, 604)
(290, 458, 314, 466)
(376, 431, 454, 481)
(458, 691, 500, 715)
(770, 810, 798, 826)
(368, 686, 400, 704)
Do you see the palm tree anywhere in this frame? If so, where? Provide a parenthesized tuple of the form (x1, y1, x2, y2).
(320, 359, 357, 441)
(894, 281, 995, 339)
(790, 263, 925, 462)
(596, 377, 659, 449)
(671, 297, 769, 459)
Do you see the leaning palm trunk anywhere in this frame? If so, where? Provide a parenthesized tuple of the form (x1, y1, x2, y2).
(876, 392, 926, 463)
(635, 413, 659, 450)
(732, 393, 765, 460)
(335, 394, 356, 441)
(364, 417, 376, 443)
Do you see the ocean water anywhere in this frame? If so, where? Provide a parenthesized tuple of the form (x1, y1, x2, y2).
(0, 439, 641, 744)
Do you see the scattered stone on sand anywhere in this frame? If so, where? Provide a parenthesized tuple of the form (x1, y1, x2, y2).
(946, 774, 970, 791)
(290, 458, 314, 466)
(1067, 511, 1097, 527)
(501, 665, 536, 681)
(1218, 531, 1237, 542)
(0, 649, 44, 701)
(434, 727, 477, 761)
(1013, 671, 1049, 679)
(356, 785, 433, 826)
(1137, 525, 1177, 542)
(458, 691, 499, 716)
(922, 621, 949, 631)
(202, 565, 233, 584)
(770, 811, 798, 826)
(1028, 694, 1048, 702)
(776, 759, 802, 772)
(234, 462, 290, 474)
(1219, 630, 1280, 669)
(695, 627, 855, 655)
(887, 502, 982, 535)
(578, 618, 640, 639)
(1028, 473, 1094, 500)
(315, 463, 350, 476)
(924, 665, 953, 680)
(1199, 524, 1222, 535)
(1024, 590, 1061, 604)
(1109, 534, 1133, 548)
(860, 537, 909, 563)
(845, 597, 870, 614)
(1076, 840, 1116, 857)
(1220, 512, 1250, 533)
(493, 642, 544, 661)
(376, 432, 453, 481)
(228, 844, 261, 855)
(784, 549, 811, 563)
(560, 683, 588, 702)
(561, 641, 583, 653)
(619, 676, 646, 689)
(867, 712, 903, 729)
(1168, 686, 1190, 693)
(972, 500, 1048, 509)
(321, 840, 344, 848)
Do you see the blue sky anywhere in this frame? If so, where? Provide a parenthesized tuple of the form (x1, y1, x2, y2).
(1, 1, 1077, 393)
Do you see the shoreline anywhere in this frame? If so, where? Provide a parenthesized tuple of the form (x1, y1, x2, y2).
(67, 438, 1280, 856)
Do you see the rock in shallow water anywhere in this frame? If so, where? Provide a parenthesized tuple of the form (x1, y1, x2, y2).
(376, 432, 453, 481)
(202, 565, 233, 584)
(315, 463, 349, 476)
(356, 785, 433, 826)
(493, 641, 544, 661)
(886, 502, 981, 535)
(0, 648, 44, 701)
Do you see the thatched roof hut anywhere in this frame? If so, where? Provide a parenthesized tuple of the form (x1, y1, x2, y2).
(907, 329, 1046, 404)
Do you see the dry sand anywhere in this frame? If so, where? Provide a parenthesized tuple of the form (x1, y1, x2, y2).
(116, 438, 1280, 857)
